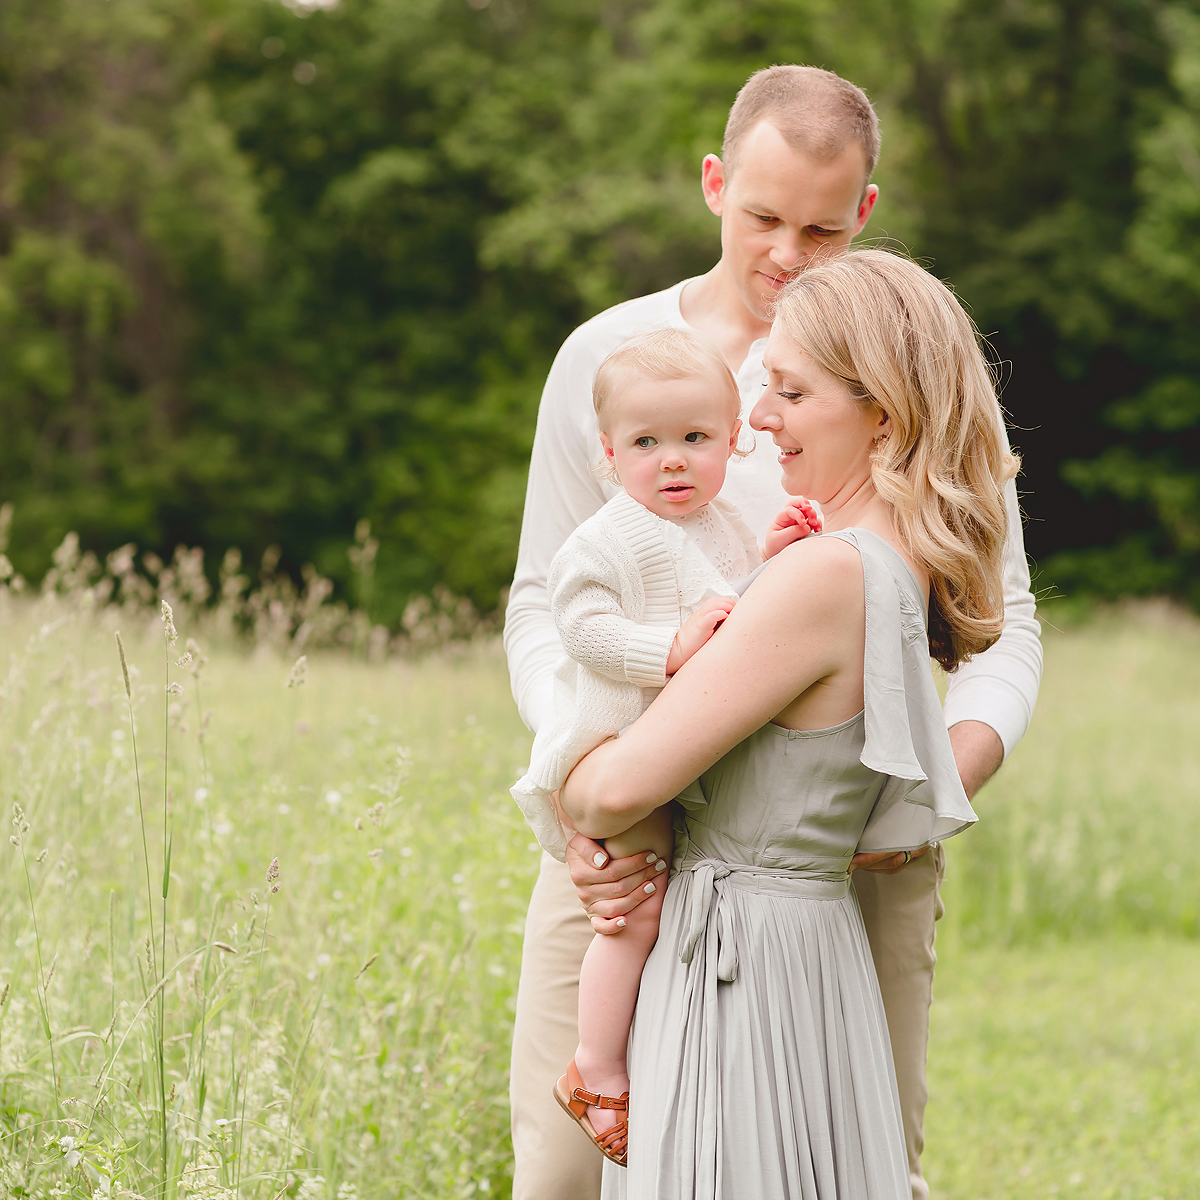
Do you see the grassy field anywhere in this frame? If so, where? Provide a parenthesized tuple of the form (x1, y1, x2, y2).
(0, 591, 1197, 1197)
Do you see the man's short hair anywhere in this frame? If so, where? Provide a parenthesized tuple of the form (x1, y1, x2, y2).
(722, 65, 880, 184)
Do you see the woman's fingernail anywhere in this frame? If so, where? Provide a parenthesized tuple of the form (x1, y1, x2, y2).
(616, 918, 626, 928)
(656, 859, 667, 872)
(593, 852, 608, 868)
(643, 882, 656, 894)
(646, 853, 657, 864)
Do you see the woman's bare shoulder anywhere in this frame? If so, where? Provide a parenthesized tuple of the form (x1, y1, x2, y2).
(731, 535, 865, 631)
(761, 535, 864, 593)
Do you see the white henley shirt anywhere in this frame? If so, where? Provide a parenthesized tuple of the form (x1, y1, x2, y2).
(504, 279, 1042, 758)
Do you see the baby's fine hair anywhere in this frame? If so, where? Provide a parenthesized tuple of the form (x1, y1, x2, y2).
(592, 327, 741, 427)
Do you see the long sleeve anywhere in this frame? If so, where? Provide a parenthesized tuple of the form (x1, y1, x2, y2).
(504, 331, 614, 733)
(942, 475, 1043, 758)
(550, 543, 676, 690)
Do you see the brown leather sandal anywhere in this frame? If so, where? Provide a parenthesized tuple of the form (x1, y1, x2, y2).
(553, 1059, 629, 1167)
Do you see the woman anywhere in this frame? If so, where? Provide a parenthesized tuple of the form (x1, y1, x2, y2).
(559, 248, 1017, 1199)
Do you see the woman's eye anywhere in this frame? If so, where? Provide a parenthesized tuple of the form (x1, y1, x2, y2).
(684, 432, 707, 443)
(777, 391, 802, 402)
(634, 436, 657, 449)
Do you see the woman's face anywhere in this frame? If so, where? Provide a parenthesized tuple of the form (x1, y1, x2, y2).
(750, 327, 888, 505)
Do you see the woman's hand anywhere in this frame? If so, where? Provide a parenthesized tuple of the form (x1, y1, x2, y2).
(565, 832, 669, 935)
(848, 845, 931, 875)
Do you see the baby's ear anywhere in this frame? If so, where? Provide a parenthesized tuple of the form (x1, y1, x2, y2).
(728, 418, 742, 452)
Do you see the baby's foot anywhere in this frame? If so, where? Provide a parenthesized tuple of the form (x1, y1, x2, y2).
(573, 1054, 630, 1137)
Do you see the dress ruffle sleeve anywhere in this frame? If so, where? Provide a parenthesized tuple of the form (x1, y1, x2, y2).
(823, 529, 978, 852)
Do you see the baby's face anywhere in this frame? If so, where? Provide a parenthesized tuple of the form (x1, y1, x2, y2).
(600, 374, 741, 519)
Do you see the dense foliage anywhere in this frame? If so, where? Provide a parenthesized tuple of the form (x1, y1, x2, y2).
(2, 0, 1199, 620)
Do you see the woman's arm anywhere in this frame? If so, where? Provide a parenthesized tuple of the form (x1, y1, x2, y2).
(560, 536, 867, 838)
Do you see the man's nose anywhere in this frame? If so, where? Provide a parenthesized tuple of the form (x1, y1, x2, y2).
(769, 230, 805, 273)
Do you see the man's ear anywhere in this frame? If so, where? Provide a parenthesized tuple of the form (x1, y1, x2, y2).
(855, 184, 879, 235)
(701, 154, 726, 217)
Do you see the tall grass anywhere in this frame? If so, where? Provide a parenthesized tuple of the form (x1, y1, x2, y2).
(939, 599, 1200, 946)
(1, 571, 1197, 1196)
(0, 588, 532, 1198)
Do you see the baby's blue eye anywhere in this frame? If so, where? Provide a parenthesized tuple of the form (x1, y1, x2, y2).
(685, 432, 707, 443)
(635, 436, 657, 449)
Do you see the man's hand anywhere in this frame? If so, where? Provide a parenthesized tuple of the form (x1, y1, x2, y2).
(849, 846, 931, 875)
(763, 496, 823, 559)
(565, 832, 669, 934)
(665, 595, 737, 675)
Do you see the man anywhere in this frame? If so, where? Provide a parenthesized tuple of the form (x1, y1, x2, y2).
(505, 65, 1042, 1200)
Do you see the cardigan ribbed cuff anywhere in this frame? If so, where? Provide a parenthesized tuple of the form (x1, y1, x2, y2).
(623, 624, 676, 689)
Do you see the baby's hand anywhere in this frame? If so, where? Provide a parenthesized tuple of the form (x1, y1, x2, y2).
(665, 595, 736, 675)
(763, 496, 823, 559)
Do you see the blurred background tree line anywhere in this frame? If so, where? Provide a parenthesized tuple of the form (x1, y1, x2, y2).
(2, 0, 1199, 624)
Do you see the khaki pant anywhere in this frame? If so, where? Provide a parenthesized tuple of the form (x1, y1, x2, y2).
(510, 846, 945, 1200)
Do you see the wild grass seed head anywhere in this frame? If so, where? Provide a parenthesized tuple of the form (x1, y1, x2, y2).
(286, 655, 307, 688)
(10, 803, 28, 847)
(185, 637, 208, 678)
(160, 600, 177, 646)
(114, 631, 131, 699)
(266, 857, 280, 894)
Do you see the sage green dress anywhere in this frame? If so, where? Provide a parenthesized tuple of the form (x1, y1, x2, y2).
(602, 529, 979, 1200)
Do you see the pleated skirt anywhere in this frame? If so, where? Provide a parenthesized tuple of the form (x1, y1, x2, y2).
(601, 865, 910, 1200)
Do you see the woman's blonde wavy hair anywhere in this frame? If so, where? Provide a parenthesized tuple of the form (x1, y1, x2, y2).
(773, 248, 1019, 671)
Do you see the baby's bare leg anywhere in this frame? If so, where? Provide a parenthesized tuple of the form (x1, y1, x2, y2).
(573, 804, 674, 1135)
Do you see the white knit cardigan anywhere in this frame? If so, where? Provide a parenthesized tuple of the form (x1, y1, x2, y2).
(510, 489, 760, 861)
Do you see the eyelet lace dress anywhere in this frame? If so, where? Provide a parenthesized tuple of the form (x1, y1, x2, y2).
(601, 528, 979, 1200)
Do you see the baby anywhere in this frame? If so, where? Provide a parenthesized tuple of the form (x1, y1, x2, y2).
(510, 327, 820, 1164)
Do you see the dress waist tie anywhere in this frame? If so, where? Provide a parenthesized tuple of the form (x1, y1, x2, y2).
(675, 853, 851, 983)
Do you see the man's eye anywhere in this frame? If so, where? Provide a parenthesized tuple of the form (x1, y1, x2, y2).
(810, 226, 834, 237)
(755, 214, 776, 224)
(684, 432, 707, 443)
(634, 436, 657, 449)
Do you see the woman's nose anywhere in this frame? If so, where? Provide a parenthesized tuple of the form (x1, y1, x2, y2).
(750, 393, 779, 431)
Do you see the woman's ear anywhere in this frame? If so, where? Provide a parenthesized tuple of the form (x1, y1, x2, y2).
(872, 408, 892, 443)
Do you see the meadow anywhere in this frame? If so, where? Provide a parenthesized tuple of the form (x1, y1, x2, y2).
(0, 582, 1198, 1198)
